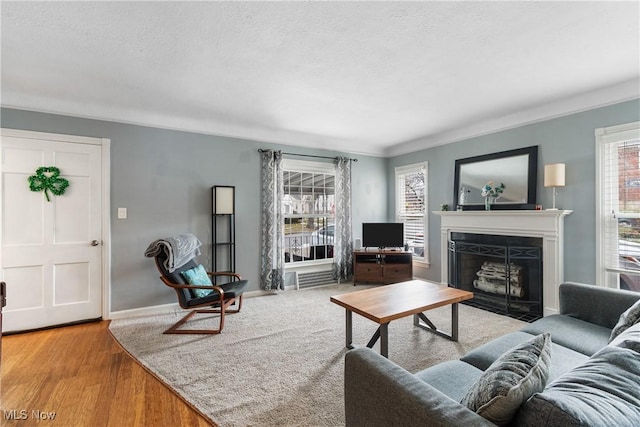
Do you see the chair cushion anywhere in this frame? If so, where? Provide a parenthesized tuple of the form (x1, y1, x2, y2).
(218, 279, 248, 298)
(156, 254, 198, 305)
(181, 264, 213, 298)
(610, 298, 640, 342)
(186, 279, 248, 307)
(461, 333, 551, 426)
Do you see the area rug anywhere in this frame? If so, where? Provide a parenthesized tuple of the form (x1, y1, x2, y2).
(109, 283, 526, 427)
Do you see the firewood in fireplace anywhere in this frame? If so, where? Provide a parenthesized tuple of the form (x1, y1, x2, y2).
(473, 278, 525, 297)
(473, 261, 525, 297)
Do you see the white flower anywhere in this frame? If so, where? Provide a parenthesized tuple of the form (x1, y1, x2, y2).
(481, 181, 505, 198)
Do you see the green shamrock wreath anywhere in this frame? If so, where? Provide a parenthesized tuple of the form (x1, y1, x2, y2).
(28, 166, 70, 202)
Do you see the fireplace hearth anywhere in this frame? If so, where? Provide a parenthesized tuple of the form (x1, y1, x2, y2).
(449, 232, 543, 321)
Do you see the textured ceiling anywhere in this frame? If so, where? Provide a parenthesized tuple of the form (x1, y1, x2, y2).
(1, 1, 639, 157)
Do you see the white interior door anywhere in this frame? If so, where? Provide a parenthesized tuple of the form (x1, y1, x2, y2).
(1, 130, 103, 332)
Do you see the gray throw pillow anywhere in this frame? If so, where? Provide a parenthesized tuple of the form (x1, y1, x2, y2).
(461, 333, 551, 426)
(610, 299, 640, 342)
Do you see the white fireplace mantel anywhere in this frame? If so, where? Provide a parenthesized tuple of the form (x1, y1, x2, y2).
(433, 210, 572, 316)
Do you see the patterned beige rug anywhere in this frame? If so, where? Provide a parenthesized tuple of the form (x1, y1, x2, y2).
(109, 283, 526, 427)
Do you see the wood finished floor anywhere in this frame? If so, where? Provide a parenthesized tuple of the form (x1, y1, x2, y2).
(1, 321, 213, 426)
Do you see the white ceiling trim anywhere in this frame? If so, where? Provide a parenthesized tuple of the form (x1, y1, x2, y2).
(387, 79, 640, 157)
(0, 100, 386, 156)
(5, 78, 636, 159)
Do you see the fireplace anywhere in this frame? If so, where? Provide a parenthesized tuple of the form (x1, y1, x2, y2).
(449, 232, 543, 321)
(434, 210, 572, 317)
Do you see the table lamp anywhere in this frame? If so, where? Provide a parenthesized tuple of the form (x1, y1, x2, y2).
(544, 163, 565, 210)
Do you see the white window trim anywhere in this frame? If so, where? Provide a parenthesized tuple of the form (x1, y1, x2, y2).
(282, 158, 336, 270)
(595, 121, 640, 288)
(395, 161, 429, 264)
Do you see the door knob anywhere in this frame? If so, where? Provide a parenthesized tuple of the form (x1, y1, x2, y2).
(91, 240, 100, 246)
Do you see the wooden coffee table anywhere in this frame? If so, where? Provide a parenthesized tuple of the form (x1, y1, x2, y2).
(330, 280, 473, 358)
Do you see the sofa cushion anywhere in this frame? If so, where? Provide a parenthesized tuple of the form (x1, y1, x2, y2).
(610, 298, 640, 342)
(461, 331, 588, 381)
(521, 314, 610, 356)
(414, 360, 484, 402)
(609, 321, 640, 353)
(461, 333, 551, 426)
(515, 345, 640, 427)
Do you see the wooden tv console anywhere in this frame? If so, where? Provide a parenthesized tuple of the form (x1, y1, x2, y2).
(353, 250, 413, 285)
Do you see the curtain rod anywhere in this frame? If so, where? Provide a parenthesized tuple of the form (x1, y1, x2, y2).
(258, 149, 358, 162)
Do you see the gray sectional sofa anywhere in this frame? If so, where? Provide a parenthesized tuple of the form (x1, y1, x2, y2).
(344, 282, 640, 426)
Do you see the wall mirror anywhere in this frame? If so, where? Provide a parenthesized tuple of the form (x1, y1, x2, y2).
(454, 146, 538, 210)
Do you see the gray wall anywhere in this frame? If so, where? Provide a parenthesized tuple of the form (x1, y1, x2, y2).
(3, 99, 638, 312)
(0, 108, 387, 311)
(388, 99, 640, 285)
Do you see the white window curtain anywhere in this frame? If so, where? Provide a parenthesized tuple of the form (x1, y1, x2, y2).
(260, 150, 284, 290)
(396, 162, 428, 262)
(596, 122, 640, 291)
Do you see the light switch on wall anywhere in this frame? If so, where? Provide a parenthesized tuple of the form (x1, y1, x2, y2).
(117, 208, 127, 219)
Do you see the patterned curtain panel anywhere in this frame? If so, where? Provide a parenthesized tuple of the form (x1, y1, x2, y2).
(260, 150, 285, 290)
(333, 157, 353, 282)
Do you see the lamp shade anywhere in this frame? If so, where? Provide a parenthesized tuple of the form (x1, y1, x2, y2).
(213, 186, 235, 214)
(544, 163, 565, 187)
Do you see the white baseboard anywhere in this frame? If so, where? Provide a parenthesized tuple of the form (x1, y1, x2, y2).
(108, 291, 272, 320)
(108, 284, 347, 320)
(108, 302, 179, 320)
(244, 289, 274, 297)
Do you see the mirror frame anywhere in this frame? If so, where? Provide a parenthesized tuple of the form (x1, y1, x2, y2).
(453, 145, 538, 210)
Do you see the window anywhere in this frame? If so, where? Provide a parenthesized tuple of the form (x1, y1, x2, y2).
(282, 160, 335, 265)
(596, 121, 640, 292)
(396, 162, 428, 262)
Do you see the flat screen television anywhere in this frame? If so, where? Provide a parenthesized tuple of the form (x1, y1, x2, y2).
(362, 222, 404, 249)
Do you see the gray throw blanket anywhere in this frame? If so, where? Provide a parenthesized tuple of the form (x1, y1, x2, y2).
(144, 234, 202, 272)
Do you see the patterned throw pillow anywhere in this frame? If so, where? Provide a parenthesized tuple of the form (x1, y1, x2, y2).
(181, 264, 213, 298)
(610, 299, 640, 342)
(461, 333, 552, 426)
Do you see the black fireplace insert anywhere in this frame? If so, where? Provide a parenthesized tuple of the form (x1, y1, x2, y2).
(448, 232, 543, 322)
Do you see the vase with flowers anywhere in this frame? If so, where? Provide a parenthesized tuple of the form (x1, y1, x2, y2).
(481, 181, 505, 210)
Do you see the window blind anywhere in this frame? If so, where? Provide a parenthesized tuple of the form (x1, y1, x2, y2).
(396, 163, 427, 260)
(598, 122, 640, 291)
